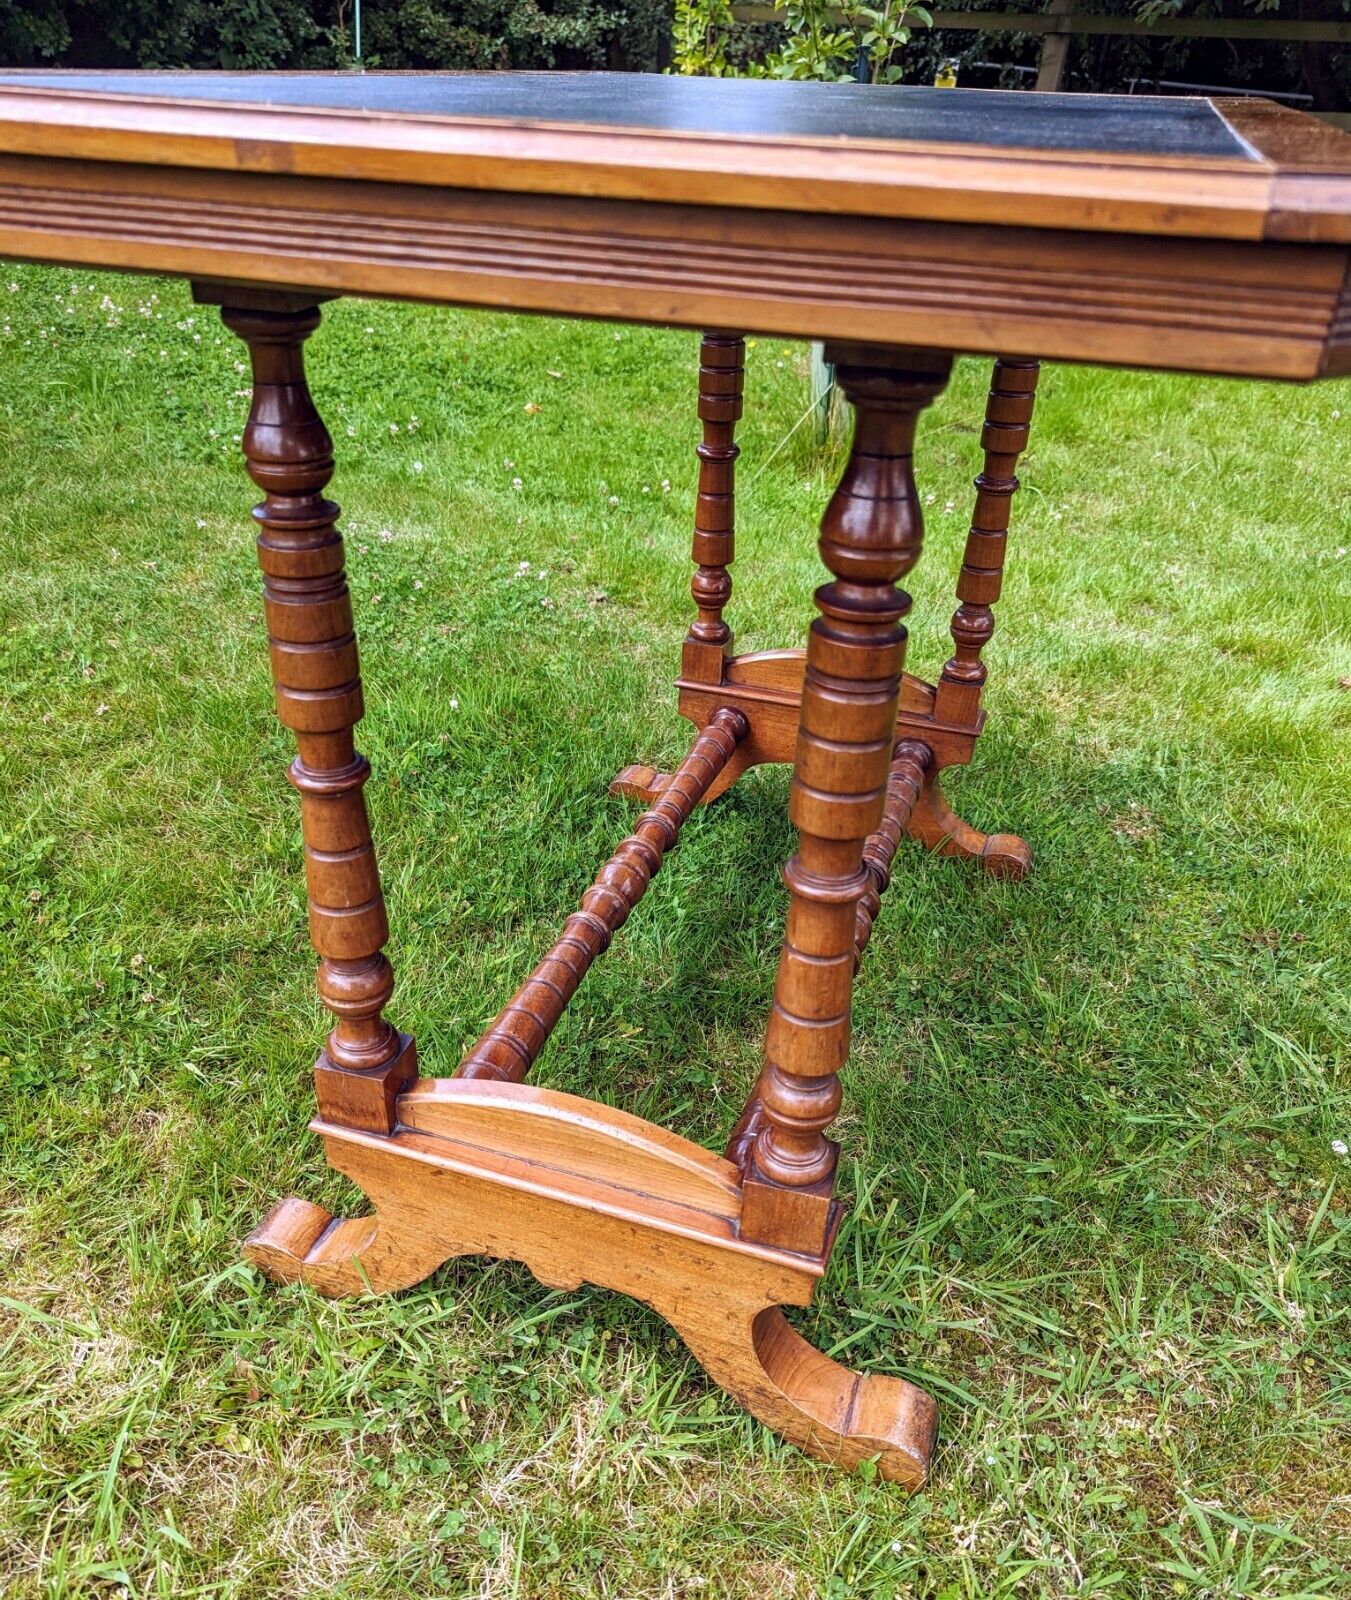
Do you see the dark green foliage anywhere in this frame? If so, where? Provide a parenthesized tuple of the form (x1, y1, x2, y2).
(0, 0, 671, 73)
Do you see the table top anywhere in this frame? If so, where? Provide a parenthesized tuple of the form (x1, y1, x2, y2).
(0, 72, 1346, 382)
(0, 70, 1258, 158)
(0, 70, 1348, 242)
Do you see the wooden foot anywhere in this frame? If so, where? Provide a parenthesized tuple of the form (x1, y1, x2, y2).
(244, 1193, 455, 1297)
(906, 768, 1032, 882)
(608, 762, 672, 805)
(245, 1079, 936, 1486)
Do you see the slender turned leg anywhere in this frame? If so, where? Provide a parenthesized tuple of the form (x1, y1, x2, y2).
(684, 331, 745, 680)
(612, 331, 745, 803)
(459, 707, 746, 1082)
(740, 347, 953, 1255)
(908, 358, 1040, 881)
(222, 302, 416, 1135)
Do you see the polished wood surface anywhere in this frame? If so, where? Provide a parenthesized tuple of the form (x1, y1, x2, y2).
(0, 73, 1348, 376)
(221, 298, 417, 1136)
(458, 707, 746, 1083)
(244, 1076, 936, 1485)
(0, 158, 1342, 377)
(743, 349, 953, 1255)
(0, 71, 1348, 244)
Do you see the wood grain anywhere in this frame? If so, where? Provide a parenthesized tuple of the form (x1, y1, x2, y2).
(934, 359, 1040, 728)
(0, 78, 1323, 242)
(682, 331, 744, 685)
(244, 1083, 937, 1486)
(742, 348, 953, 1255)
(0, 155, 1347, 378)
(220, 298, 415, 1134)
(458, 708, 746, 1082)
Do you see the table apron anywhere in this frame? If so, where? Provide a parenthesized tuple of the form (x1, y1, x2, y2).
(0, 154, 1346, 380)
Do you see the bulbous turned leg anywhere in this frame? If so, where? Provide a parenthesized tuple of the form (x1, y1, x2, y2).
(741, 346, 953, 1257)
(217, 296, 417, 1132)
(905, 767, 1032, 881)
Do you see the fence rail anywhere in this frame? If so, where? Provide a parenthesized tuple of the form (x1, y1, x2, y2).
(730, 7, 1351, 44)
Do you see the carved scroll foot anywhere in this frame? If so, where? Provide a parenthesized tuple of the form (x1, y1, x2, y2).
(905, 769, 1032, 882)
(244, 1192, 459, 1298)
(682, 1306, 936, 1488)
(608, 763, 673, 805)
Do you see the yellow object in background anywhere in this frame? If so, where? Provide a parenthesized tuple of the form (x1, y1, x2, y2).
(934, 59, 959, 88)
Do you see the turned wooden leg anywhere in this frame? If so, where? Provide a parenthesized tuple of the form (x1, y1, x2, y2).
(220, 299, 416, 1133)
(612, 330, 745, 805)
(727, 736, 934, 1171)
(684, 331, 744, 679)
(909, 358, 1040, 881)
(740, 345, 953, 1256)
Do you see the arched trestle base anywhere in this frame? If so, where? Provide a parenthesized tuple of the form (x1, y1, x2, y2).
(244, 1078, 937, 1488)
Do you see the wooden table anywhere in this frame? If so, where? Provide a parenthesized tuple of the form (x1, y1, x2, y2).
(3, 70, 1347, 1488)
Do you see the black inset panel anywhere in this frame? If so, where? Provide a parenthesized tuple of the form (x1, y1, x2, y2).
(0, 71, 1257, 161)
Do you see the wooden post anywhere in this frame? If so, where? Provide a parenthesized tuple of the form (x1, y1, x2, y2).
(932, 358, 1040, 727)
(740, 345, 952, 1255)
(1035, 0, 1076, 91)
(683, 331, 745, 683)
(221, 300, 416, 1135)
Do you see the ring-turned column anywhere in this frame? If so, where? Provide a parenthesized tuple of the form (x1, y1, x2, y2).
(682, 332, 745, 683)
(220, 299, 416, 1135)
(933, 358, 1040, 726)
(741, 345, 952, 1255)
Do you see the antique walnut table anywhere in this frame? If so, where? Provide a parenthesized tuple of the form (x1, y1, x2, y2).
(3, 70, 1348, 1487)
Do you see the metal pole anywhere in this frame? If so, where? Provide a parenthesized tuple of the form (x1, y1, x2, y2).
(354, 0, 362, 66)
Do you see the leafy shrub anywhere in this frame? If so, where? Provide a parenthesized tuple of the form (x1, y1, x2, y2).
(0, 0, 671, 73)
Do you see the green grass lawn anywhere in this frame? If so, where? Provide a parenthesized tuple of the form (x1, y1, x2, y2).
(1, 264, 1348, 1598)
